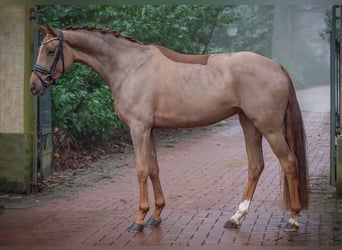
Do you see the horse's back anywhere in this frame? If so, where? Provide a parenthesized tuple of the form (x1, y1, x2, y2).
(134, 49, 290, 129)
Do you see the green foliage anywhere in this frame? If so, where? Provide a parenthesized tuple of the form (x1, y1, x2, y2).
(89, 5, 226, 54)
(37, 5, 274, 141)
(211, 6, 274, 57)
(320, 8, 339, 43)
(50, 63, 125, 141)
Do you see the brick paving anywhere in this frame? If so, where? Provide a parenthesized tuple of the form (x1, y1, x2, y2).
(0, 91, 341, 246)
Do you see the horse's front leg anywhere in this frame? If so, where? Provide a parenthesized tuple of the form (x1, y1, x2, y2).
(127, 122, 153, 233)
(146, 130, 165, 228)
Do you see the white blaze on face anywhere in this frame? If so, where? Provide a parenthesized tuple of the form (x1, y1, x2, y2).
(230, 200, 251, 225)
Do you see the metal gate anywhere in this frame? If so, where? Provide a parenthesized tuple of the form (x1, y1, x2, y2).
(32, 9, 54, 182)
(38, 90, 53, 180)
(330, 5, 341, 185)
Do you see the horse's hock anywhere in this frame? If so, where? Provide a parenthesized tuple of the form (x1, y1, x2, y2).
(0, 5, 36, 193)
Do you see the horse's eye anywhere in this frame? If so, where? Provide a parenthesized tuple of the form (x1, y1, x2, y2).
(47, 49, 55, 55)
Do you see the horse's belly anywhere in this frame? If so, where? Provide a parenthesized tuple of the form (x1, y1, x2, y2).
(153, 103, 240, 129)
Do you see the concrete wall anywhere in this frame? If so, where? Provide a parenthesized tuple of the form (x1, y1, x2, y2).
(0, 5, 36, 193)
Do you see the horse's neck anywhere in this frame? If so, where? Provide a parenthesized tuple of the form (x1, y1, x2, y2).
(64, 29, 148, 89)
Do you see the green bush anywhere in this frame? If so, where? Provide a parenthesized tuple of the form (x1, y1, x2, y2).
(51, 64, 125, 141)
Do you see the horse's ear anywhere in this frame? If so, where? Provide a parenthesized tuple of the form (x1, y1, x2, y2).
(46, 23, 59, 37)
(37, 23, 48, 35)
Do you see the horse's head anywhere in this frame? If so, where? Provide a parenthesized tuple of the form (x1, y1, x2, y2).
(30, 24, 71, 96)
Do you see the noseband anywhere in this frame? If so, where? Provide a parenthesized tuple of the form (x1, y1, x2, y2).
(32, 29, 65, 88)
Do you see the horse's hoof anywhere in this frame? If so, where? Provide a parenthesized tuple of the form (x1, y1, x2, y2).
(127, 222, 144, 233)
(146, 217, 162, 228)
(284, 222, 299, 232)
(284, 219, 299, 232)
(223, 220, 240, 229)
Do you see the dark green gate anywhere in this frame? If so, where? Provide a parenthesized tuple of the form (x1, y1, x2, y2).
(331, 5, 341, 186)
(32, 8, 53, 183)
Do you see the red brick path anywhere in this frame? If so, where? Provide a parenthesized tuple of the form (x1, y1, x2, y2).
(0, 111, 340, 246)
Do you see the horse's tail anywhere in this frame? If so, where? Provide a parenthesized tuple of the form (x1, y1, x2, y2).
(281, 65, 309, 209)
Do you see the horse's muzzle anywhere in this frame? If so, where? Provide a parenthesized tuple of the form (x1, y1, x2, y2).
(30, 82, 47, 96)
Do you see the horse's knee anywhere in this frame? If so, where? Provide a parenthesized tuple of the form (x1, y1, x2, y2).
(149, 169, 159, 180)
(137, 167, 149, 182)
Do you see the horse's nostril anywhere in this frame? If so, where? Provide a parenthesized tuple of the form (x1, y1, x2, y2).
(30, 84, 37, 95)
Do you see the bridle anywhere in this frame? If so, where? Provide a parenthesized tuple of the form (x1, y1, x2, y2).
(32, 29, 65, 88)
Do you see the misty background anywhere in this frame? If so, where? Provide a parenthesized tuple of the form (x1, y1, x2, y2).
(210, 4, 330, 89)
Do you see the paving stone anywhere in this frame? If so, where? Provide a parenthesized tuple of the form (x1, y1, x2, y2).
(0, 95, 340, 246)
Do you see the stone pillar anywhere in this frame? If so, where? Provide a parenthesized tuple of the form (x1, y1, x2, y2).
(0, 5, 37, 193)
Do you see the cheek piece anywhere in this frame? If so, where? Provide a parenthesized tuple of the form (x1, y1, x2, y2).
(32, 29, 65, 88)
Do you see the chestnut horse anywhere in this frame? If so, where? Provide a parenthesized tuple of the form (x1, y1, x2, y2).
(30, 24, 308, 232)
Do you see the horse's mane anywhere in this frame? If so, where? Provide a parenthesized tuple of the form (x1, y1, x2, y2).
(64, 25, 149, 45)
(64, 25, 209, 65)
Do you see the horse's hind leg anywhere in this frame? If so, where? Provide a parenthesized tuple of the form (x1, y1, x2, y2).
(264, 130, 301, 231)
(224, 113, 264, 228)
(146, 130, 165, 228)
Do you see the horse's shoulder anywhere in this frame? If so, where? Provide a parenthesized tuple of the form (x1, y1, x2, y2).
(155, 45, 209, 65)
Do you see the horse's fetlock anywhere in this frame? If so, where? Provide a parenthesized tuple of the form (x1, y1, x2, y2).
(137, 169, 149, 181)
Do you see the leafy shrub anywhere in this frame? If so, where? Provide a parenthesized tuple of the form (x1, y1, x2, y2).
(51, 64, 125, 141)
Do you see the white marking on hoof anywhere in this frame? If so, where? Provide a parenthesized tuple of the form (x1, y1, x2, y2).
(230, 200, 250, 226)
(284, 218, 300, 232)
(288, 218, 299, 227)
